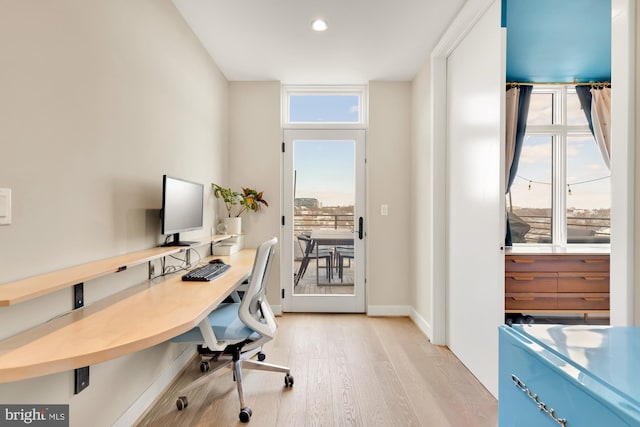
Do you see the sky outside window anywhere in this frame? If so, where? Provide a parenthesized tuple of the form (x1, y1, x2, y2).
(294, 140, 355, 207)
(289, 92, 360, 207)
(289, 95, 360, 122)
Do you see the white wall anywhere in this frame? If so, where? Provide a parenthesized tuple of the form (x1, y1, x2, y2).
(635, 4, 640, 323)
(227, 81, 414, 313)
(367, 82, 412, 311)
(227, 82, 282, 306)
(410, 62, 433, 336)
(0, 1, 229, 425)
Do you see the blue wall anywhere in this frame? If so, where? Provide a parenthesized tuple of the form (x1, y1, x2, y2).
(505, 0, 611, 83)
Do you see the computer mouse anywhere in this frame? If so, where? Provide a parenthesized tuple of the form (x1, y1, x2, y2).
(209, 258, 225, 265)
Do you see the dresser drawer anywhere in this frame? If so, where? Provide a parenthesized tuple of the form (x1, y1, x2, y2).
(505, 273, 556, 293)
(557, 273, 609, 292)
(504, 253, 609, 314)
(505, 255, 609, 272)
(505, 293, 556, 310)
(557, 293, 609, 310)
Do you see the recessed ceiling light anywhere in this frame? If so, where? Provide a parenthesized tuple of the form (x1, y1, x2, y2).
(311, 19, 328, 32)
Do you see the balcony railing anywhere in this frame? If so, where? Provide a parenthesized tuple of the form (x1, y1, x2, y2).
(294, 211, 610, 243)
(293, 213, 354, 235)
(513, 213, 610, 244)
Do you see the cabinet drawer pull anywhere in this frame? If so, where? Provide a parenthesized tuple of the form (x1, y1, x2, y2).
(511, 297, 535, 301)
(582, 276, 605, 281)
(512, 374, 567, 427)
(510, 276, 535, 281)
(582, 297, 606, 302)
(511, 259, 534, 264)
(582, 259, 606, 264)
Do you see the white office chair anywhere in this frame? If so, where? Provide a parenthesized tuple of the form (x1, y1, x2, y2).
(171, 237, 293, 423)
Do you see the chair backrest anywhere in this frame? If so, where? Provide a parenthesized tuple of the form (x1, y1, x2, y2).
(294, 234, 307, 260)
(238, 237, 278, 339)
(297, 234, 314, 255)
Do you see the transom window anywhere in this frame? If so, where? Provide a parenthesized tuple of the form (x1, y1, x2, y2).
(282, 86, 367, 127)
(508, 86, 611, 245)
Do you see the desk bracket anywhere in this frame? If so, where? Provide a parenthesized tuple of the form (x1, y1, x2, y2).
(210, 240, 223, 257)
(148, 261, 155, 280)
(73, 283, 90, 394)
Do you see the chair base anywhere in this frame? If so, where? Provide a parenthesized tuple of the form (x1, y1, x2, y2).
(177, 343, 293, 423)
(196, 344, 266, 372)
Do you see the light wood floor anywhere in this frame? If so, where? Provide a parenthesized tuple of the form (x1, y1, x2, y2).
(135, 314, 497, 427)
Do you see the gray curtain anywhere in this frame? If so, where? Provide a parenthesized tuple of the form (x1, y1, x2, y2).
(505, 85, 533, 246)
(505, 85, 533, 192)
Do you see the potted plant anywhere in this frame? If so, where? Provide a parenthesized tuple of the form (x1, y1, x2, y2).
(212, 184, 242, 218)
(236, 187, 269, 216)
(213, 184, 268, 234)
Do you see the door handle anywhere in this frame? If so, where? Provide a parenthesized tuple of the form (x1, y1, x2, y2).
(358, 217, 364, 240)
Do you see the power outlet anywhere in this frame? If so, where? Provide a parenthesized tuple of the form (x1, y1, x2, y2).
(380, 204, 389, 216)
(0, 188, 11, 225)
(75, 366, 90, 394)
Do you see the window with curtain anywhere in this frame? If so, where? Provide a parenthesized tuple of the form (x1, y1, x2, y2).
(507, 86, 610, 244)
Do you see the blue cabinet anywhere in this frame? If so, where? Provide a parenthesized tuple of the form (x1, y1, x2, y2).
(499, 325, 640, 426)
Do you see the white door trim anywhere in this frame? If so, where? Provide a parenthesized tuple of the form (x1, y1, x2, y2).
(281, 129, 366, 313)
(609, 0, 635, 325)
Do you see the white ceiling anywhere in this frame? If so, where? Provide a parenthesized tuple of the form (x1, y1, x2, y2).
(172, 0, 466, 84)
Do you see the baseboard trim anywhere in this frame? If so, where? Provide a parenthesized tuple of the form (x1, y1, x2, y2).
(409, 308, 433, 342)
(271, 304, 282, 316)
(113, 347, 195, 427)
(367, 305, 412, 317)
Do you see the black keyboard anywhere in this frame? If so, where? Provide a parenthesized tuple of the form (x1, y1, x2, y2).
(182, 263, 231, 282)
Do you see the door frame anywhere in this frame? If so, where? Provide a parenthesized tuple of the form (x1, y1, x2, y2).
(281, 128, 367, 313)
(430, 0, 635, 343)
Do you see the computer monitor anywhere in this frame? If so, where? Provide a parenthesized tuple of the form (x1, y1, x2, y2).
(161, 175, 204, 246)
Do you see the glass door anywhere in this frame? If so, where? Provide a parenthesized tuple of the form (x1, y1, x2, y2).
(282, 129, 365, 312)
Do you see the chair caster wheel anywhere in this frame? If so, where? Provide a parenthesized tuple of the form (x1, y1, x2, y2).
(239, 407, 252, 423)
(200, 360, 210, 373)
(257, 351, 266, 361)
(284, 374, 294, 387)
(176, 396, 188, 411)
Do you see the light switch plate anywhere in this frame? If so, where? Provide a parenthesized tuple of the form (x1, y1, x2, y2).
(0, 188, 12, 225)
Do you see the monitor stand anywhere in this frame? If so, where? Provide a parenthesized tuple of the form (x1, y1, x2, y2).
(161, 233, 197, 247)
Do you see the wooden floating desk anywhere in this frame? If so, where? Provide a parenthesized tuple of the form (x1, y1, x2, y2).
(0, 247, 255, 384)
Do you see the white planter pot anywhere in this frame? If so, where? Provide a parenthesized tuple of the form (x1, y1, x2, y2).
(224, 217, 242, 235)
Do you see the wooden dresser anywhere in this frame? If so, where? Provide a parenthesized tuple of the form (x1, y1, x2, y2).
(499, 325, 640, 426)
(505, 248, 610, 316)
